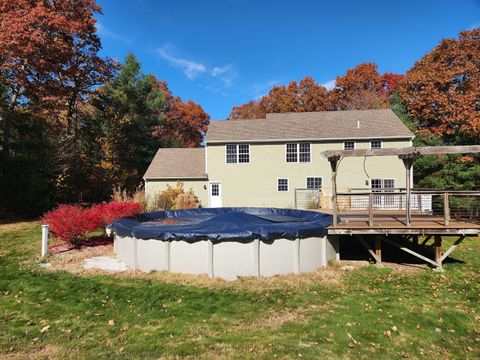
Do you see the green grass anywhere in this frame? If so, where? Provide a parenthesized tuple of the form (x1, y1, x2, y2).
(1, 222, 479, 359)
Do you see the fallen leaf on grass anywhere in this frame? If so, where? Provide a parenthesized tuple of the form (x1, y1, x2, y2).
(40, 325, 50, 333)
(108, 320, 115, 326)
(384, 330, 393, 339)
(325, 332, 335, 342)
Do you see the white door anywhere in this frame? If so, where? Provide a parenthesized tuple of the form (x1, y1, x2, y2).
(209, 182, 222, 207)
(371, 178, 396, 209)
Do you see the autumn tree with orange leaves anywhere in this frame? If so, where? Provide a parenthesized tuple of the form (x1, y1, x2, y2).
(0, 0, 113, 155)
(399, 29, 480, 141)
(229, 76, 331, 119)
(330, 63, 389, 110)
(229, 66, 401, 119)
(156, 81, 210, 147)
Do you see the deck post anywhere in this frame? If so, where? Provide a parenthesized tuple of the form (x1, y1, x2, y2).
(374, 236, 382, 263)
(444, 193, 450, 226)
(434, 235, 442, 271)
(329, 156, 340, 226)
(412, 235, 419, 246)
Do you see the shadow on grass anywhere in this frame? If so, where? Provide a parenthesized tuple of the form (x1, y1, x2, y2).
(339, 236, 465, 267)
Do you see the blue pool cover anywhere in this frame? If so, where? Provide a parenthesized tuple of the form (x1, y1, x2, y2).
(109, 207, 333, 243)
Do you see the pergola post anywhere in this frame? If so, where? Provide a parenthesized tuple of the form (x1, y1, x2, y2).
(399, 155, 415, 226)
(329, 156, 340, 226)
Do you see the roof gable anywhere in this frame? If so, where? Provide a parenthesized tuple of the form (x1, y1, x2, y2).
(205, 109, 413, 143)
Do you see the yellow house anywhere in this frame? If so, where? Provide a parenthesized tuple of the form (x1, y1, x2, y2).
(144, 109, 414, 208)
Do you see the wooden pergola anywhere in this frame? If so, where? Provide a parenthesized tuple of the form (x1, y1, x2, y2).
(322, 145, 480, 271)
(323, 145, 480, 226)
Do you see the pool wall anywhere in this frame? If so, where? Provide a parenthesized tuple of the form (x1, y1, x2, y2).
(114, 235, 339, 280)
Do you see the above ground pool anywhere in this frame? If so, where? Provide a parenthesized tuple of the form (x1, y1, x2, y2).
(109, 208, 338, 280)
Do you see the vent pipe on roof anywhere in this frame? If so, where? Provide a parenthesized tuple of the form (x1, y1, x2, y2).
(357, 120, 360, 129)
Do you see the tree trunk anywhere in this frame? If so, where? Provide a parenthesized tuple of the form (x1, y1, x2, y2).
(2, 90, 19, 158)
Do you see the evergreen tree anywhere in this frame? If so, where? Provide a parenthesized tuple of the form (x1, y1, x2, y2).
(91, 53, 167, 192)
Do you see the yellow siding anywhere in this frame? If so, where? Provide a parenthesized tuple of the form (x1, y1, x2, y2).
(145, 179, 208, 208)
(206, 139, 412, 208)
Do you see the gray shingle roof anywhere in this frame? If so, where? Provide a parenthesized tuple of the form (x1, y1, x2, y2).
(205, 109, 413, 143)
(143, 148, 206, 179)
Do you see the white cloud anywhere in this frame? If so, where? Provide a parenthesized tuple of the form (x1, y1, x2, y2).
(322, 79, 336, 91)
(96, 21, 132, 44)
(157, 45, 206, 80)
(211, 64, 237, 87)
(211, 65, 232, 77)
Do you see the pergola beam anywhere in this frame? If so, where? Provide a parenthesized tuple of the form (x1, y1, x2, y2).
(322, 145, 480, 161)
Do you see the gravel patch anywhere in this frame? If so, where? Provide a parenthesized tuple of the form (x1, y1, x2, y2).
(83, 256, 128, 272)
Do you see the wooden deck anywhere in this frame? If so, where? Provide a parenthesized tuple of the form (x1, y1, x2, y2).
(328, 214, 480, 236)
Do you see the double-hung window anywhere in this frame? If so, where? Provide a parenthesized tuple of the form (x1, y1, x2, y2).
(306, 177, 322, 189)
(286, 142, 310, 163)
(277, 178, 289, 192)
(370, 140, 382, 149)
(344, 141, 355, 150)
(226, 144, 250, 163)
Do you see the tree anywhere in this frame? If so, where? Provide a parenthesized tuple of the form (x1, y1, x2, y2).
(155, 81, 210, 147)
(228, 67, 402, 119)
(229, 100, 266, 120)
(0, 0, 111, 155)
(380, 73, 404, 96)
(228, 76, 330, 119)
(330, 63, 389, 110)
(399, 29, 480, 141)
(86, 53, 167, 193)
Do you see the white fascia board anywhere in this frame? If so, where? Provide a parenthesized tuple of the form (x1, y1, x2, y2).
(205, 135, 414, 144)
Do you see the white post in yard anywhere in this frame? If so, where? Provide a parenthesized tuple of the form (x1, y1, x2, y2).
(41, 224, 49, 257)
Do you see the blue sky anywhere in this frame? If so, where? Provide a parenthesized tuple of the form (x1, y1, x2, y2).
(95, 0, 480, 120)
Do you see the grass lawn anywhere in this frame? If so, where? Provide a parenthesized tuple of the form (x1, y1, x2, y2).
(1, 222, 479, 359)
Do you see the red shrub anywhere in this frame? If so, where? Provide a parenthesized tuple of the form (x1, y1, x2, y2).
(40, 205, 102, 243)
(40, 201, 142, 244)
(91, 201, 143, 228)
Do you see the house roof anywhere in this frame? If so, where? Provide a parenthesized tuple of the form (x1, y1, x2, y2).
(143, 148, 207, 179)
(205, 109, 414, 143)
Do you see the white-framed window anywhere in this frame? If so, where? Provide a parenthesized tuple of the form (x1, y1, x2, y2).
(371, 178, 395, 192)
(370, 140, 382, 149)
(286, 142, 311, 163)
(226, 144, 250, 164)
(277, 178, 289, 192)
(238, 144, 250, 163)
(299, 143, 311, 162)
(306, 177, 322, 189)
(211, 183, 220, 196)
(344, 141, 355, 150)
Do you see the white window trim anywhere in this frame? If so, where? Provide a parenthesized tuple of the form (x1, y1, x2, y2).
(306, 176, 323, 189)
(370, 140, 383, 149)
(371, 178, 396, 191)
(343, 141, 356, 150)
(383, 178, 396, 190)
(277, 178, 289, 192)
(225, 144, 250, 164)
(285, 142, 312, 163)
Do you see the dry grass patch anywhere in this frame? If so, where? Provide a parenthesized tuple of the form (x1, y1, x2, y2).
(0, 221, 36, 234)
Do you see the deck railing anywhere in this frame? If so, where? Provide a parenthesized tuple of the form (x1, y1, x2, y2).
(294, 188, 480, 227)
(334, 190, 480, 227)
